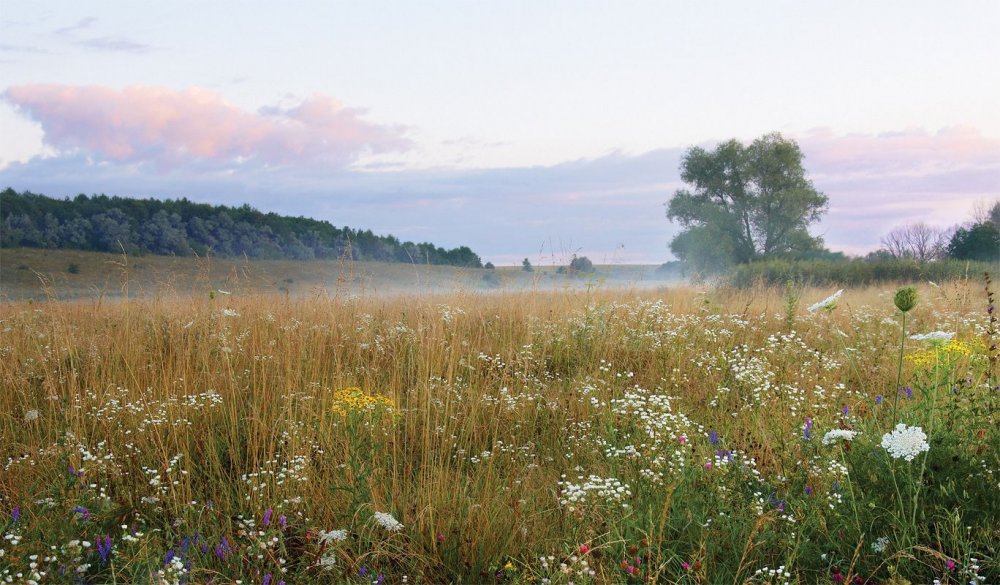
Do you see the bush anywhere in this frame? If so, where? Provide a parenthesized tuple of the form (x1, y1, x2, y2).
(67, 262, 80, 274)
(729, 258, 998, 288)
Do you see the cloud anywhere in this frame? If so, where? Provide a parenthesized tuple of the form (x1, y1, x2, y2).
(3, 85, 411, 170)
(799, 127, 1000, 251)
(74, 37, 153, 54)
(52, 17, 98, 37)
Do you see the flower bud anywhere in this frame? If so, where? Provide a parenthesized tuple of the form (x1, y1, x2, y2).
(894, 286, 917, 313)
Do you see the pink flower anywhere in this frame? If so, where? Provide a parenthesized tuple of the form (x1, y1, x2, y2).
(677, 435, 687, 444)
(579, 544, 590, 554)
(946, 559, 956, 572)
(682, 562, 691, 570)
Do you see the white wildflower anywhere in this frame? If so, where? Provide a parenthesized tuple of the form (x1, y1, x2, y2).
(908, 331, 954, 342)
(871, 536, 890, 553)
(222, 309, 240, 318)
(24, 409, 39, 422)
(807, 290, 843, 313)
(317, 529, 348, 544)
(372, 511, 403, 532)
(881, 423, 930, 461)
(822, 429, 858, 446)
(217, 289, 231, 295)
(318, 551, 337, 569)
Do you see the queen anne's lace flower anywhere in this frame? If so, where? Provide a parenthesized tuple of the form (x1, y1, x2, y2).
(373, 511, 404, 532)
(317, 529, 348, 544)
(821, 429, 858, 446)
(881, 424, 929, 461)
(807, 290, 843, 313)
(908, 331, 954, 342)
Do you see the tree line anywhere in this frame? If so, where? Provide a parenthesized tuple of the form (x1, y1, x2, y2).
(0, 189, 483, 267)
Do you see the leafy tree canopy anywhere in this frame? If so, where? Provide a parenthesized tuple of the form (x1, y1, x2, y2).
(666, 133, 828, 272)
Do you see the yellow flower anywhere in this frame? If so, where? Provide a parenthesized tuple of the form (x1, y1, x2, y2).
(330, 386, 395, 417)
(503, 561, 516, 572)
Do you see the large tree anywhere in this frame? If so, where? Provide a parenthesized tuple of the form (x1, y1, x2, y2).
(666, 133, 828, 270)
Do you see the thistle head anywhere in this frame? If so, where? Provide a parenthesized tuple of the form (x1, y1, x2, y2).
(894, 286, 917, 313)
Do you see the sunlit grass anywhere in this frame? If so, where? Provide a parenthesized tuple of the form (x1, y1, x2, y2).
(1, 279, 997, 583)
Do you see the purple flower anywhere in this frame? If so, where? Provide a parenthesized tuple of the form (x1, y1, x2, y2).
(263, 574, 272, 585)
(215, 536, 232, 560)
(358, 565, 369, 578)
(900, 386, 913, 398)
(804, 485, 812, 496)
(842, 404, 850, 416)
(11, 505, 19, 524)
(709, 430, 718, 446)
(803, 417, 813, 440)
(72, 506, 91, 521)
(164, 549, 176, 566)
(875, 395, 883, 405)
(97, 536, 112, 564)
(278, 514, 287, 529)
(262, 508, 273, 527)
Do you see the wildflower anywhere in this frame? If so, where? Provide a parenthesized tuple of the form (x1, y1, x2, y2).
(881, 423, 930, 461)
(215, 536, 232, 560)
(278, 514, 287, 529)
(894, 287, 917, 312)
(822, 429, 858, 446)
(804, 485, 812, 496)
(10, 505, 19, 524)
(72, 506, 91, 520)
(436, 533, 445, 543)
(909, 331, 955, 342)
(802, 417, 813, 440)
(372, 511, 404, 532)
(262, 508, 272, 527)
(946, 559, 956, 572)
(317, 529, 348, 544)
(330, 387, 395, 417)
(97, 536, 112, 564)
(875, 394, 883, 405)
(263, 574, 272, 585)
(222, 308, 240, 317)
(319, 552, 337, 569)
(709, 430, 718, 445)
(808, 289, 843, 313)
(24, 409, 39, 422)
(682, 562, 691, 570)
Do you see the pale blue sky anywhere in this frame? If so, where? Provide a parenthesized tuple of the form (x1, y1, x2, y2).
(2, 1, 998, 263)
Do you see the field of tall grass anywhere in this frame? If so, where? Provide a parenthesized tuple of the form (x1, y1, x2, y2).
(1, 276, 997, 584)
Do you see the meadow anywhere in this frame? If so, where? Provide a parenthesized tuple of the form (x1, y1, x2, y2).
(1, 273, 997, 584)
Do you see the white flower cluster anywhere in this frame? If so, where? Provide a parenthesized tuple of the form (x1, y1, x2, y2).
(908, 331, 954, 342)
(372, 511, 404, 532)
(821, 429, 858, 446)
(558, 474, 632, 511)
(317, 529, 348, 544)
(871, 535, 890, 553)
(881, 424, 930, 461)
(807, 289, 843, 313)
(221, 308, 240, 318)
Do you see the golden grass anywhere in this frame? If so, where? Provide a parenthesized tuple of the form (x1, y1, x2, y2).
(0, 277, 995, 583)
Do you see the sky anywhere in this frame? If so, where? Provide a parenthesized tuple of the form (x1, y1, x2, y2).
(1, 1, 998, 265)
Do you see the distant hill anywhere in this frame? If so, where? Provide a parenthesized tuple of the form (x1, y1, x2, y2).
(0, 188, 482, 267)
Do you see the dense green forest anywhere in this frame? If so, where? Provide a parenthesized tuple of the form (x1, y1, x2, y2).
(0, 189, 483, 267)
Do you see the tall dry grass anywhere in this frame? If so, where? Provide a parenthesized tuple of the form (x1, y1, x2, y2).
(1, 280, 996, 583)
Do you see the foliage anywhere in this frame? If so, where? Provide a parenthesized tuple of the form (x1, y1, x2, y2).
(730, 258, 999, 287)
(947, 222, 1000, 262)
(0, 188, 482, 267)
(522, 258, 534, 272)
(666, 133, 828, 272)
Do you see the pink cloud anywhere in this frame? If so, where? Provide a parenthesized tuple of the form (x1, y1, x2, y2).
(797, 127, 1000, 254)
(801, 126, 1000, 177)
(3, 84, 410, 169)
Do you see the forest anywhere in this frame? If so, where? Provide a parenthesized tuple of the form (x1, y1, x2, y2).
(0, 189, 484, 267)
